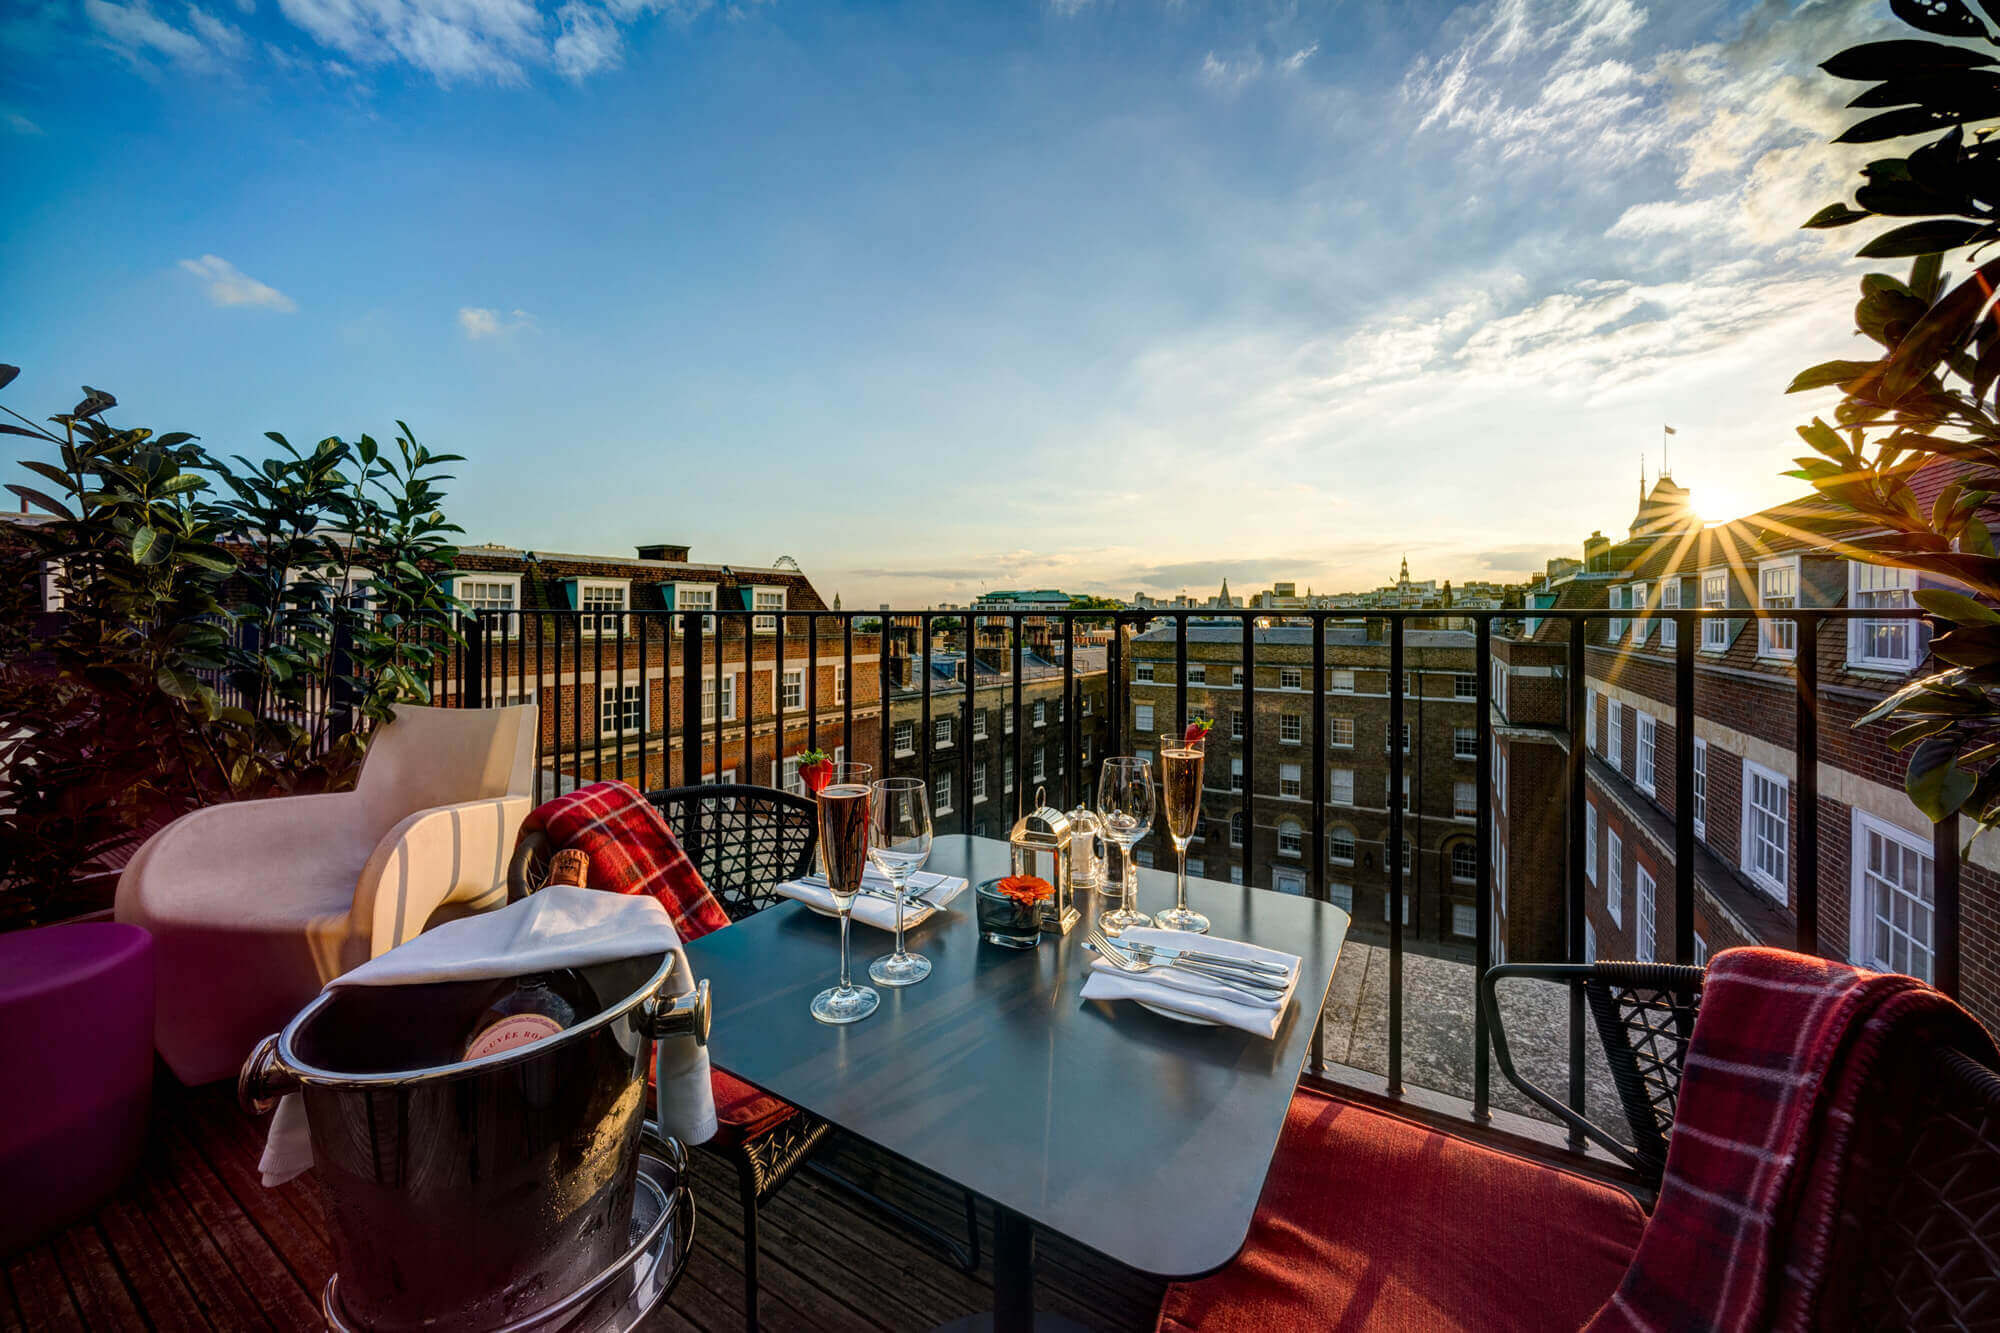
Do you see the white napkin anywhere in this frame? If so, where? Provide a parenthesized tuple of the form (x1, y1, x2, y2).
(1080, 927, 1301, 1038)
(260, 886, 716, 1186)
(775, 869, 968, 931)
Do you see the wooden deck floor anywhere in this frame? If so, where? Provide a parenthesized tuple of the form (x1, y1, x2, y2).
(0, 1075, 1165, 1332)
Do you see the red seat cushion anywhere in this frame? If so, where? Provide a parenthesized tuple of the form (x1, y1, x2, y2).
(708, 1068, 801, 1149)
(1158, 1089, 1645, 1333)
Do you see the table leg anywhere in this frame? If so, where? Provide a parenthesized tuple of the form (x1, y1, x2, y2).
(930, 1204, 1090, 1333)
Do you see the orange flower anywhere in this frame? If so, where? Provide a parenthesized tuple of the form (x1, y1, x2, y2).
(996, 874, 1054, 907)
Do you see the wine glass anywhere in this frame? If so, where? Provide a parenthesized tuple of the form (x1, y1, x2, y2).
(867, 778, 933, 987)
(811, 762, 879, 1025)
(1096, 756, 1156, 936)
(1154, 730, 1210, 934)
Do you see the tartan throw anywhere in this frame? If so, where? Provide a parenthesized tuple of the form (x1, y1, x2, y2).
(519, 781, 732, 942)
(1585, 946, 1997, 1333)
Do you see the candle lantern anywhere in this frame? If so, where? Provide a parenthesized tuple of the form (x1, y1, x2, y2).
(1009, 788, 1079, 935)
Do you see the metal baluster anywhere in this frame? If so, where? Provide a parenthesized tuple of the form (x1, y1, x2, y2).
(1242, 614, 1254, 888)
(1473, 612, 1492, 1120)
(1937, 811, 1962, 998)
(1174, 612, 1188, 738)
(922, 614, 933, 798)
(1388, 616, 1404, 1096)
(635, 616, 648, 793)
(1064, 615, 1077, 810)
(533, 614, 547, 805)
(681, 612, 701, 788)
(961, 619, 975, 835)
(1310, 613, 1327, 1077)
(571, 612, 584, 789)
(1795, 610, 1821, 957)
(741, 615, 753, 783)
(1564, 615, 1587, 1147)
(1012, 615, 1024, 816)
(776, 610, 787, 791)
(1675, 609, 1696, 962)
(809, 611, 820, 753)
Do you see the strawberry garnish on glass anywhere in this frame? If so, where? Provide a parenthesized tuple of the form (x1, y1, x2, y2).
(798, 749, 834, 794)
(1183, 718, 1215, 744)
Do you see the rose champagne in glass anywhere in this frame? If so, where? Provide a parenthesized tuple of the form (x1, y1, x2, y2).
(1096, 756, 1156, 935)
(811, 762, 879, 1025)
(1155, 730, 1209, 933)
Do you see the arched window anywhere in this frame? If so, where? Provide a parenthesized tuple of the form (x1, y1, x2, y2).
(1329, 825, 1357, 866)
(1450, 841, 1477, 884)
(1402, 837, 1413, 873)
(1278, 819, 1303, 856)
(1230, 810, 1246, 847)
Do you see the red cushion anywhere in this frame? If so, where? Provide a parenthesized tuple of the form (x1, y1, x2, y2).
(708, 1068, 800, 1148)
(1158, 1089, 1645, 1333)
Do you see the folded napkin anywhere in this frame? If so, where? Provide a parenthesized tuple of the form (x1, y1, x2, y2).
(260, 886, 716, 1187)
(1080, 927, 1301, 1038)
(775, 868, 968, 931)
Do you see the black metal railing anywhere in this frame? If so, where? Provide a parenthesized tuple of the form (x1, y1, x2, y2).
(448, 602, 1943, 1172)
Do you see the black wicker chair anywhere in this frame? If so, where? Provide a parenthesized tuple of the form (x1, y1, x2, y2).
(1480, 961, 2000, 1324)
(511, 784, 978, 1331)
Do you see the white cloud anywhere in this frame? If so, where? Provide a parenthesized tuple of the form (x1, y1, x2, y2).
(275, 0, 547, 83)
(4, 111, 41, 135)
(553, 0, 620, 78)
(178, 255, 297, 311)
(1281, 43, 1317, 74)
(459, 306, 535, 338)
(1199, 51, 1263, 95)
(86, 0, 210, 64)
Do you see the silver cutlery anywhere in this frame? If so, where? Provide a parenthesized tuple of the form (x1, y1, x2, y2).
(1113, 939, 1293, 982)
(1085, 931, 1287, 1002)
(801, 874, 940, 912)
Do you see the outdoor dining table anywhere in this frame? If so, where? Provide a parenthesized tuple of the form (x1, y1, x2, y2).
(681, 834, 1352, 1332)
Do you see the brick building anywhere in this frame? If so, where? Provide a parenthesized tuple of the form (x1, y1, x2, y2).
(1127, 623, 1482, 960)
(1499, 472, 2000, 1032)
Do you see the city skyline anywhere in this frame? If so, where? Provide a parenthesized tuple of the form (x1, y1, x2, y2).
(6, 0, 1886, 609)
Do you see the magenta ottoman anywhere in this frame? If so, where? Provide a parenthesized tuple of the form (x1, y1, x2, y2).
(0, 922, 155, 1253)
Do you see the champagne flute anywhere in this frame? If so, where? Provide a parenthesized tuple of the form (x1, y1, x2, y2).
(811, 762, 880, 1025)
(1154, 730, 1210, 934)
(866, 778, 933, 986)
(1097, 756, 1156, 936)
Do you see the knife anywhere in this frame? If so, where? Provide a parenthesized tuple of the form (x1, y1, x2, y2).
(1117, 940, 1294, 982)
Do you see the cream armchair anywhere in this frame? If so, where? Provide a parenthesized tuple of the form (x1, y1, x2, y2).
(116, 704, 539, 1085)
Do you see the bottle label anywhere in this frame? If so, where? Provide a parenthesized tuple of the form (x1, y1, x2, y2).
(464, 1013, 565, 1061)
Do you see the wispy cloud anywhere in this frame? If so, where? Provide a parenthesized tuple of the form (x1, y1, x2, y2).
(178, 254, 297, 311)
(458, 306, 535, 339)
(553, 1, 622, 78)
(86, 0, 243, 68)
(4, 111, 40, 135)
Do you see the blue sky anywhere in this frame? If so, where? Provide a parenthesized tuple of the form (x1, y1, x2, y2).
(4, 0, 1892, 607)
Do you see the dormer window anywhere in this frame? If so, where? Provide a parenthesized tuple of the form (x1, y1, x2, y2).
(455, 573, 521, 636)
(1608, 585, 1627, 643)
(575, 578, 629, 635)
(673, 583, 717, 633)
(751, 586, 786, 633)
(1659, 579, 1680, 648)
(1848, 561, 1919, 672)
(1628, 582, 1649, 645)
(1757, 559, 1798, 659)
(1700, 569, 1729, 650)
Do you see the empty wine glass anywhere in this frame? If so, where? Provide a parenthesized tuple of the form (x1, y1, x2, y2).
(1097, 756, 1156, 936)
(868, 778, 933, 987)
(811, 762, 879, 1025)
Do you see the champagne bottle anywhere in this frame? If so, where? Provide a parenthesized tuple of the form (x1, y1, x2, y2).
(463, 846, 598, 1060)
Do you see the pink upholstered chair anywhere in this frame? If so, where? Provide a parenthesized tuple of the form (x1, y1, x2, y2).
(116, 703, 537, 1085)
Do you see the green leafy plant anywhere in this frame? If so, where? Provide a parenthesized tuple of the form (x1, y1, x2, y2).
(0, 366, 464, 926)
(1787, 1, 2000, 832)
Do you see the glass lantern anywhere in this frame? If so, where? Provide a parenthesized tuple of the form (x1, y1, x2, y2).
(1065, 804, 1106, 893)
(1009, 788, 1079, 935)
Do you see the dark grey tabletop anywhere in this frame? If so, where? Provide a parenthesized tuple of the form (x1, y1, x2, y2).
(681, 835, 1351, 1280)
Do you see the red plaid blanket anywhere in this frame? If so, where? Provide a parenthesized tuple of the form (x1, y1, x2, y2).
(1586, 947, 1997, 1332)
(519, 781, 732, 942)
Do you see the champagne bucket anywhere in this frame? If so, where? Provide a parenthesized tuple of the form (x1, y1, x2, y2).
(239, 953, 709, 1333)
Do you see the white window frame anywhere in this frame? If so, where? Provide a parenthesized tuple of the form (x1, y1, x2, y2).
(974, 766, 989, 804)
(1274, 867, 1307, 896)
(834, 664, 846, 704)
(1453, 726, 1476, 760)
(1232, 667, 1246, 686)
(1849, 811, 1935, 984)
(1230, 757, 1244, 792)
(1847, 562, 1920, 671)
(1659, 578, 1680, 648)
(1329, 716, 1354, 748)
(973, 710, 989, 740)
(935, 770, 954, 814)
(1033, 700, 1047, 727)
(702, 671, 737, 723)
(935, 717, 954, 749)
(1692, 738, 1708, 839)
(894, 720, 916, 756)
(1033, 747, 1047, 782)
(1454, 781, 1476, 819)
(1136, 661, 1157, 682)
(1134, 702, 1155, 733)
(1636, 712, 1657, 795)
(1279, 763, 1303, 799)
(1628, 582, 1649, 645)
(1586, 688, 1599, 751)
(1492, 659, 1508, 716)
(751, 585, 786, 633)
(1330, 826, 1357, 866)
(1700, 569, 1729, 651)
(1326, 881, 1353, 910)
(1454, 673, 1476, 699)
(456, 573, 522, 637)
(1329, 668, 1355, 693)
(673, 582, 717, 633)
(1451, 841, 1476, 884)
(781, 667, 804, 712)
(1230, 709, 1244, 740)
(1452, 902, 1477, 938)
(1586, 802, 1599, 885)
(599, 680, 645, 736)
(1280, 713, 1303, 745)
(1280, 667, 1304, 691)
(1329, 767, 1354, 806)
(1740, 759, 1790, 902)
(1606, 698, 1622, 768)
(576, 578, 630, 635)
(1186, 664, 1205, 685)
(1606, 829, 1623, 927)
(1277, 819, 1303, 857)
(1230, 810, 1246, 847)
(1608, 585, 1627, 643)
(1636, 864, 1656, 962)
(1757, 558, 1799, 659)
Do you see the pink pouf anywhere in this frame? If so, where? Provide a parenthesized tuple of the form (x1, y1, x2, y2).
(0, 922, 155, 1253)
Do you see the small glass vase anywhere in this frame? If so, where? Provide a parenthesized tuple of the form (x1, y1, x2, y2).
(974, 878, 1044, 949)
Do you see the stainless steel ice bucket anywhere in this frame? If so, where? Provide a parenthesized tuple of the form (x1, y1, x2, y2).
(239, 952, 708, 1333)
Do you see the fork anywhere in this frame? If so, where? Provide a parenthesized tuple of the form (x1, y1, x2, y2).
(1086, 930, 1286, 1003)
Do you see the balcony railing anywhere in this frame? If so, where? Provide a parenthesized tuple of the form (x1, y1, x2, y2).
(448, 603, 1943, 1180)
